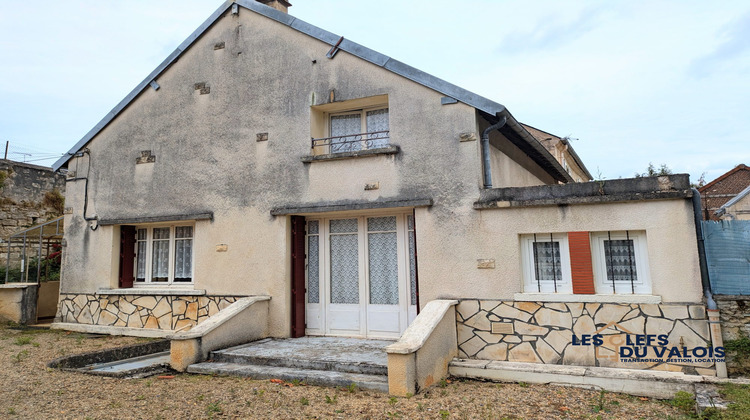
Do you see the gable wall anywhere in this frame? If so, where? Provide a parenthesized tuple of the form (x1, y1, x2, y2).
(63, 8, 551, 335)
(724, 193, 750, 220)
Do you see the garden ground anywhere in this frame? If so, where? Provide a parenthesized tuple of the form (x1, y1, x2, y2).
(1, 323, 748, 419)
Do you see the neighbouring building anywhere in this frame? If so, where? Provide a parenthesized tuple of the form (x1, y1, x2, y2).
(521, 124, 592, 183)
(49, 0, 720, 392)
(0, 159, 65, 268)
(699, 164, 750, 220)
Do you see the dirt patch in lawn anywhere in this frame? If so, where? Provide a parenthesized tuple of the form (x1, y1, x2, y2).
(0, 324, 690, 419)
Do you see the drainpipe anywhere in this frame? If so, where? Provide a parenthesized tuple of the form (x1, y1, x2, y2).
(480, 115, 507, 189)
(691, 188, 727, 378)
(66, 149, 99, 231)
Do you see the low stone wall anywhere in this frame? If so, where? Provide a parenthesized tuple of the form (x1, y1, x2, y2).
(58, 294, 242, 330)
(0, 283, 38, 324)
(715, 296, 750, 341)
(456, 300, 714, 375)
(715, 296, 750, 376)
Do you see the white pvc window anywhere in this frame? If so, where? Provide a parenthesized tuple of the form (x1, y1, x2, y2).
(329, 107, 389, 153)
(591, 231, 651, 294)
(134, 225, 194, 285)
(521, 233, 573, 293)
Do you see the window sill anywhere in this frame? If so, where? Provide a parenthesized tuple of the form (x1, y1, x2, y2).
(300, 145, 399, 163)
(513, 293, 661, 304)
(96, 288, 206, 296)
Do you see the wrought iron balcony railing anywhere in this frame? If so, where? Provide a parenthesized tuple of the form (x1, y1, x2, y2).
(311, 130, 390, 154)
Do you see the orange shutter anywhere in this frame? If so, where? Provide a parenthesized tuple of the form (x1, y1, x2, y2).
(568, 231, 596, 294)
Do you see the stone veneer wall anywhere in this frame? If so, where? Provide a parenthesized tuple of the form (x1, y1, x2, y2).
(58, 294, 242, 331)
(456, 300, 715, 375)
(716, 297, 750, 341)
(715, 297, 750, 376)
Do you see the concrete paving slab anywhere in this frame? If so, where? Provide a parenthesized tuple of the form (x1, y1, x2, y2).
(448, 358, 747, 399)
(188, 362, 389, 393)
(213, 336, 391, 375)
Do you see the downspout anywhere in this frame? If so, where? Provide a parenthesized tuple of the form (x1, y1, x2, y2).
(65, 149, 99, 231)
(691, 188, 716, 310)
(691, 188, 727, 377)
(480, 115, 507, 189)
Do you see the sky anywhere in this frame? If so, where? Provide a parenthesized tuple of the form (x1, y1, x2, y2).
(1, 0, 749, 183)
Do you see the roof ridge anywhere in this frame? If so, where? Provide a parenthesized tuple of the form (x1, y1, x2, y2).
(699, 163, 750, 192)
(52, 0, 572, 183)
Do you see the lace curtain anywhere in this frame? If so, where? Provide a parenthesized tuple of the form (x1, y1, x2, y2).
(174, 226, 193, 282)
(604, 239, 637, 282)
(330, 219, 359, 304)
(368, 217, 398, 305)
(136, 229, 147, 281)
(307, 221, 320, 304)
(532, 241, 562, 282)
(366, 109, 389, 148)
(330, 114, 362, 152)
(151, 227, 170, 282)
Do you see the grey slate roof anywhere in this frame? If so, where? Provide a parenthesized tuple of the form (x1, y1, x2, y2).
(52, 0, 573, 183)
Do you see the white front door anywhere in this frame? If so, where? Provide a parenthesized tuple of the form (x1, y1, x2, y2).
(305, 213, 417, 339)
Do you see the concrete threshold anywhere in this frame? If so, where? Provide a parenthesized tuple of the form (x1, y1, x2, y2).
(449, 359, 750, 400)
(50, 322, 175, 338)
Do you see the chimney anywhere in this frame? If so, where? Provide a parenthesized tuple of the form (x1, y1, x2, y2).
(257, 0, 291, 13)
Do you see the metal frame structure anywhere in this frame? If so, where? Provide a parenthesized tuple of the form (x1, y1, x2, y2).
(2, 216, 63, 284)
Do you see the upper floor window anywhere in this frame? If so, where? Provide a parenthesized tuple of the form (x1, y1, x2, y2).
(135, 224, 193, 285)
(311, 95, 390, 155)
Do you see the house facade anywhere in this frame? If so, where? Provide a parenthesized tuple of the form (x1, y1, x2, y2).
(52, 0, 718, 379)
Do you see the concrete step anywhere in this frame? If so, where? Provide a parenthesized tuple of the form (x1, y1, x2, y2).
(208, 337, 390, 376)
(210, 347, 388, 376)
(187, 361, 389, 393)
(449, 358, 737, 400)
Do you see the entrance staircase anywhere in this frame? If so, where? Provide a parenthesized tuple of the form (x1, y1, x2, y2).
(187, 336, 390, 392)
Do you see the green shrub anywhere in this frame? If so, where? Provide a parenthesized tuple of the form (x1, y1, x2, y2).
(725, 335, 750, 357)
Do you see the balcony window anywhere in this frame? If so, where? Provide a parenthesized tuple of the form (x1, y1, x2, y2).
(312, 107, 389, 154)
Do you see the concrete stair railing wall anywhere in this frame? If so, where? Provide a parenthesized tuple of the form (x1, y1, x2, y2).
(168, 295, 271, 371)
(386, 299, 459, 396)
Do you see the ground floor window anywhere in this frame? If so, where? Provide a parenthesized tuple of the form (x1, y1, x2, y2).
(520, 230, 651, 295)
(134, 224, 193, 284)
(521, 233, 573, 293)
(591, 230, 650, 294)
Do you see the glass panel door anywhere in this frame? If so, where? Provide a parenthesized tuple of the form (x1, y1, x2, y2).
(326, 218, 363, 334)
(365, 216, 402, 336)
(305, 214, 415, 339)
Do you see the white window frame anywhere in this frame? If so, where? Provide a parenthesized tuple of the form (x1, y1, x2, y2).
(520, 233, 573, 293)
(328, 105, 389, 137)
(134, 223, 194, 286)
(590, 231, 651, 294)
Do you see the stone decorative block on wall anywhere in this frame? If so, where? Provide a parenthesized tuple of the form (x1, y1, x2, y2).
(456, 300, 715, 375)
(57, 294, 242, 331)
